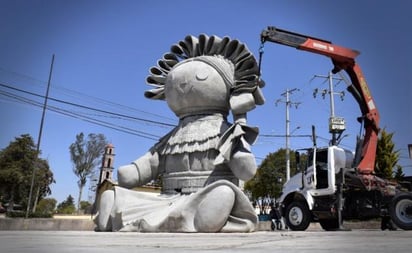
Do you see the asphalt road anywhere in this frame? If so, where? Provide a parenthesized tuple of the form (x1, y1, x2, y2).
(1, 229, 411, 253)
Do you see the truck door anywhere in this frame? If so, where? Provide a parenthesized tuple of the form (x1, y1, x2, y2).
(315, 149, 329, 189)
(304, 148, 335, 196)
(303, 150, 316, 190)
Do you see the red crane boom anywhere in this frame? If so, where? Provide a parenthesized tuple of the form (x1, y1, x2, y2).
(261, 26, 379, 175)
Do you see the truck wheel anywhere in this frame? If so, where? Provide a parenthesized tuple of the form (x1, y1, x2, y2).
(285, 201, 311, 231)
(319, 218, 340, 231)
(389, 193, 412, 230)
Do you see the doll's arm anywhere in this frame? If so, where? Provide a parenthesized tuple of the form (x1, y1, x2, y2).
(117, 151, 159, 188)
(214, 122, 259, 181)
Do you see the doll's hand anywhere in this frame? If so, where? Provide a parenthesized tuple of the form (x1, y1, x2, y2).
(228, 150, 257, 181)
(117, 164, 140, 188)
(117, 151, 159, 188)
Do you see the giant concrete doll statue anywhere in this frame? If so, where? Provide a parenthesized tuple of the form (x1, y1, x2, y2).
(95, 34, 265, 232)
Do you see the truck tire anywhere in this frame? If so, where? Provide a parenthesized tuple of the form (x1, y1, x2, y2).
(285, 201, 311, 231)
(389, 193, 412, 230)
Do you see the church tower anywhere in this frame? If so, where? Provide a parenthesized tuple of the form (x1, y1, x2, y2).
(98, 143, 115, 184)
(93, 143, 116, 214)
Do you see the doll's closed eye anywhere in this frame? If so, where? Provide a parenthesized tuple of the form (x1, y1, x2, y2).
(195, 70, 208, 81)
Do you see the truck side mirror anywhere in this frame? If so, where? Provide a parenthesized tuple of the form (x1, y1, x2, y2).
(312, 125, 317, 147)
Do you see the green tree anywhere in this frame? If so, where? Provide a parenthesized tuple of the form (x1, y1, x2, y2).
(56, 195, 76, 214)
(79, 200, 92, 214)
(36, 198, 57, 214)
(32, 159, 55, 212)
(0, 134, 54, 212)
(69, 132, 107, 213)
(393, 165, 405, 181)
(245, 148, 300, 200)
(375, 129, 400, 180)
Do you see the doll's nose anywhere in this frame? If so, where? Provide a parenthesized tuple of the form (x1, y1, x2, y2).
(177, 79, 193, 94)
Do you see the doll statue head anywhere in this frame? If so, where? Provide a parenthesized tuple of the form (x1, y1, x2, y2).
(145, 34, 265, 122)
(164, 56, 233, 118)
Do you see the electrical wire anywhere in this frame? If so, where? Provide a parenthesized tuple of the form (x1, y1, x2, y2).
(0, 67, 176, 123)
(0, 82, 176, 128)
(0, 88, 164, 140)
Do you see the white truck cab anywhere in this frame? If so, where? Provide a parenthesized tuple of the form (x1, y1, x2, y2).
(278, 145, 354, 230)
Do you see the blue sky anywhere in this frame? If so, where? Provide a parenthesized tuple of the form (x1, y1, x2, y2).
(1, 0, 411, 204)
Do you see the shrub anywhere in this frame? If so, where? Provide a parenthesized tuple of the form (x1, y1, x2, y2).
(5, 211, 53, 218)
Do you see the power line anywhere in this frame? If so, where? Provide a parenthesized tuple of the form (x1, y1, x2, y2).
(260, 134, 311, 138)
(51, 83, 176, 123)
(0, 88, 164, 140)
(0, 67, 176, 123)
(0, 82, 176, 128)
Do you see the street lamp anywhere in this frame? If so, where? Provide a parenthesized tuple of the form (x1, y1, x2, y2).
(408, 144, 412, 159)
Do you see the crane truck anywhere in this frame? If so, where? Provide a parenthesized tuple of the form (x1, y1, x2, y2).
(260, 26, 412, 231)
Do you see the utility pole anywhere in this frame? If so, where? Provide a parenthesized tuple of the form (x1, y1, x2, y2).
(276, 88, 301, 181)
(312, 71, 345, 145)
(26, 54, 54, 218)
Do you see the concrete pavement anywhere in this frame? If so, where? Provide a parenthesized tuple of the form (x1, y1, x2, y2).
(1, 229, 411, 253)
